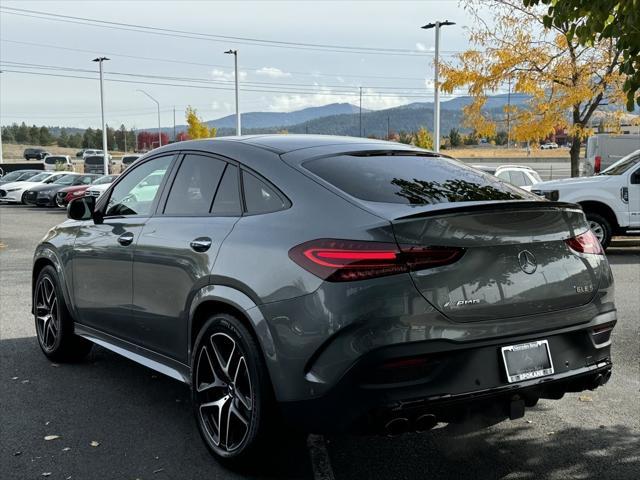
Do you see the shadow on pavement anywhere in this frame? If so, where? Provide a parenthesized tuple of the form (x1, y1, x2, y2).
(326, 417, 639, 480)
(0, 336, 312, 480)
(606, 247, 640, 265)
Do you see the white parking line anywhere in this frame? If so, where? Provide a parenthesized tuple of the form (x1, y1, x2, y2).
(307, 434, 336, 480)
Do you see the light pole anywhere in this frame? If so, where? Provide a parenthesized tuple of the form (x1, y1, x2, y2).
(421, 20, 455, 153)
(93, 57, 110, 174)
(137, 89, 162, 149)
(225, 49, 240, 136)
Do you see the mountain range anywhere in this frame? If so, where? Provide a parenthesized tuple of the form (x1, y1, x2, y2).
(164, 93, 532, 138)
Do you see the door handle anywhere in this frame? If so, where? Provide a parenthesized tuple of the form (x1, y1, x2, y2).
(190, 237, 212, 252)
(117, 232, 135, 246)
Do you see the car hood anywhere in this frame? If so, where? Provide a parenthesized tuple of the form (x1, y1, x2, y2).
(29, 183, 67, 193)
(59, 185, 89, 193)
(1, 180, 43, 190)
(87, 183, 111, 192)
(534, 175, 615, 189)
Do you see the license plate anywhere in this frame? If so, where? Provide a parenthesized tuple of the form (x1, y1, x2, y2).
(501, 340, 554, 383)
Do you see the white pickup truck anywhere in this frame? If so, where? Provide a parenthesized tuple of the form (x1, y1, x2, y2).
(532, 149, 640, 249)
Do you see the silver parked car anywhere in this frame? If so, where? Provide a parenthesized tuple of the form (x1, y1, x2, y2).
(32, 135, 615, 464)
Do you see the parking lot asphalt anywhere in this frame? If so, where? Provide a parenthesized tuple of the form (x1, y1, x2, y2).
(1, 204, 638, 480)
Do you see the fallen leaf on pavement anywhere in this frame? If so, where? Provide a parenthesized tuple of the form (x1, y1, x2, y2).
(62, 447, 71, 452)
(153, 468, 164, 474)
(14, 451, 22, 456)
(44, 435, 60, 441)
(578, 395, 593, 402)
(90, 441, 100, 447)
(42, 473, 51, 477)
(11, 377, 18, 380)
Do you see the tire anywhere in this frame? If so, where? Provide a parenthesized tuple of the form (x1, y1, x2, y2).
(33, 265, 92, 362)
(191, 313, 275, 465)
(585, 212, 612, 250)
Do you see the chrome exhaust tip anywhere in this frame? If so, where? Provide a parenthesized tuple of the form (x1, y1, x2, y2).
(384, 417, 410, 437)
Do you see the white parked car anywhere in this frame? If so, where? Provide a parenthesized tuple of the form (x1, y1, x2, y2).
(84, 175, 119, 199)
(540, 142, 559, 150)
(532, 149, 640, 248)
(473, 164, 542, 191)
(0, 171, 75, 204)
(43, 155, 73, 171)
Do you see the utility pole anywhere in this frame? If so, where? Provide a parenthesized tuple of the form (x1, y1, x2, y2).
(137, 89, 161, 148)
(124, 128, 127, 152)
(506, 76, 512, 149)
(173, 106, 176, 142)
(225, 49, 240, 135)
(359, 86, 363, 137)
(421, 20, 455, 152)
(93, 57, 110, 174)
(387, 116, 390, 140)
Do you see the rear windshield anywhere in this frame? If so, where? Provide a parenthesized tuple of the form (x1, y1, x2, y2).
(45, 156, 66, 164)
(85, 156, 104, 165)
(30, 173, 51, 182)
(122, 156, 139, 164)
(303, 154, 530, 205)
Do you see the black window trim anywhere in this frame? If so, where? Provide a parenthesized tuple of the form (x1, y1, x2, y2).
(155, 151, 242, 218)
(240, 168, 291, 216)
(96, 152, 177, 220)
(151, 149, 290, 218)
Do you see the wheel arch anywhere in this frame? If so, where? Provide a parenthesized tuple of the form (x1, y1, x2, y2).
(32, 247, 72, 315)
(188, 285, 278, 380)
(577, 200, 620, 230)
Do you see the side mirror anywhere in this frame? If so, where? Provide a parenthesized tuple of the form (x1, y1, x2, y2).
(67, 196, 101, 223)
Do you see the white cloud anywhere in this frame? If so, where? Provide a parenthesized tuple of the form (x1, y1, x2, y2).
(210, 69, 247, 81)
(267, 87, 409, 112)
(255, 67, 291, 78)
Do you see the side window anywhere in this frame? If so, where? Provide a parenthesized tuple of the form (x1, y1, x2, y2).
(509, 171, 528, 187)
(105, 155, 173, 217)
(496, 171, 511, 182)
(164, 154, 225, 215)
(242, 170, 287, 215)
(211, 164, 242, 216)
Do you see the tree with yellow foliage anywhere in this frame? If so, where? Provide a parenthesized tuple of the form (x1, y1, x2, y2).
(414, 127, 434, 150)
(186, 106, 217, 139)
(440, 0, 627, 176)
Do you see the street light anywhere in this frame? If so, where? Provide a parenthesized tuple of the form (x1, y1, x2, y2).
(421, 20, 455, 153)
(93, 57, 110, 174)
(137, 89, 162, 149)
(225, 49, 240, 136)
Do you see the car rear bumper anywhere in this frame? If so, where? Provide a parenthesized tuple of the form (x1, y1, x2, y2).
(278, 319, 615, 434)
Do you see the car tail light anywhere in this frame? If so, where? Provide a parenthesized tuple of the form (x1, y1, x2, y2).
(594, 155, 602, 173)
(565, 230, 604, 255)
(289, 239, 464, 282)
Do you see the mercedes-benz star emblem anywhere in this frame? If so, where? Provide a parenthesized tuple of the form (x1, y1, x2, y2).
(518, 250, 537, 274)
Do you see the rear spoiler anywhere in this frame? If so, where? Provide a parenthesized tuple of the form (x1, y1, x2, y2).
(394, 200, 582, 222)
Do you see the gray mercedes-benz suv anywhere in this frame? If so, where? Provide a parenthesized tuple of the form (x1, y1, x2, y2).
(32, 135, 616, 463)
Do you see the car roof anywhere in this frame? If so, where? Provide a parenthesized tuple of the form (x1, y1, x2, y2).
(164, 134, 408, 155)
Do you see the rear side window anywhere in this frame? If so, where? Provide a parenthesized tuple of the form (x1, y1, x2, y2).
(303, 154, 529, 205)
(212, 165, 242, 216)
(164, 154, 226, 215)
(242, 171, 288, 214)
(508, 171, 528, 186)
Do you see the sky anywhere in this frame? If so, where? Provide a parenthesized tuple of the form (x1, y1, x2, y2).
(0, 0, 479, 129)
